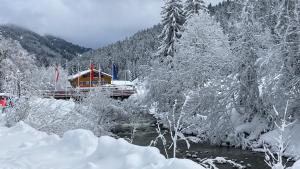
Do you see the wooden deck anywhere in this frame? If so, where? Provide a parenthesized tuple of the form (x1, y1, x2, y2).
(42, 86, 136, 100)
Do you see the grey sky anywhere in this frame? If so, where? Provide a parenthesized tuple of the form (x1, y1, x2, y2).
(0, 0, 223, 48)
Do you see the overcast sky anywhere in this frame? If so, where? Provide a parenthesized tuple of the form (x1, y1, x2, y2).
(0, 0, 223, 48)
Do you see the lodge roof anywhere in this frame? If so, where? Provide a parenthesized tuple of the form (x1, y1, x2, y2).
(0, 93, 12, 97)
(68, 69, 112, 80)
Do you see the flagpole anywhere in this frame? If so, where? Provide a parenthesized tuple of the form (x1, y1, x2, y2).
(54, 75, 56, 98)
(90, 60, 92, 88)
(77, 62, 80, 90)
(98, 63, 102, 87)
(65, 60, 68, 97)
(54, 64, 58, 98)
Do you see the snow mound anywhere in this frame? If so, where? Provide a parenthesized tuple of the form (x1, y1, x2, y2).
(290, 160, 300, 169)
(259, 122, 300, 160)
(0, 122, 204, 169)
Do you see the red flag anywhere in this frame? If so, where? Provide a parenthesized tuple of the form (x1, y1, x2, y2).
(90, 63, 94, 81)
(0, 98, 7, 107)
(55, 64, 60, 82)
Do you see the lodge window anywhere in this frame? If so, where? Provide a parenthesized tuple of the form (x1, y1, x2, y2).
(80, 81, 89, 85)
(80, 81, 100, 86)
(82, 74, 100, 78)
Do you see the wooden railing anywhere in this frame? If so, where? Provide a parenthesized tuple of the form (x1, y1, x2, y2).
(41, 85, 136, 100)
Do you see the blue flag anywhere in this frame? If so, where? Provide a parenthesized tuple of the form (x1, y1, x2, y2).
(112, 63, 118, 80)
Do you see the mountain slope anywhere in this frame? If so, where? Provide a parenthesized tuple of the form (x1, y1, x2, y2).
(71, 24, 162, 79)
(0, 25, 91, 66)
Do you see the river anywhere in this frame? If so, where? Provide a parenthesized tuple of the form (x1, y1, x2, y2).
(114, 120, 293, 169)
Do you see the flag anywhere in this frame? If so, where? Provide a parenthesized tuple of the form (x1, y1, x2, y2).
(55, 64, 60, 82)
(98, 64, 102, 85)
(90, 63, 94, 81)
(112, 63, 118, 80)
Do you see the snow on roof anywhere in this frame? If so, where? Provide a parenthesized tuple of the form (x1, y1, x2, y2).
(111, 80, 134, 86)
(0, 93, 12, 97)
(68, 69, 111, 80)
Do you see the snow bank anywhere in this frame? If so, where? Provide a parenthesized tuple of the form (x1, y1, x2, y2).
(0, 122, 204, 169)
(290, 160, 300, 169)
(258, 122, 300, 160)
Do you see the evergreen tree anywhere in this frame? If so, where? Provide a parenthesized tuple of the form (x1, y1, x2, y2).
(184, 0, 206, 18)
(207, 3, 214, 15)
(234, 0, 264, 118)
(71, 25, 162, 80)
(158, 0, 185, 62)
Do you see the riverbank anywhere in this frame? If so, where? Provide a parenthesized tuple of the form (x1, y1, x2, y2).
(253, 121, 300, 160)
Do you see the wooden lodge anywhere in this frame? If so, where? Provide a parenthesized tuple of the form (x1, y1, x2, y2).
(42, 68, 136, 100)
(68, 69, 112, 88)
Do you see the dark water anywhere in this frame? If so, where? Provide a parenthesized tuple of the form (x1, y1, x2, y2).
(115, 123, 293, 169)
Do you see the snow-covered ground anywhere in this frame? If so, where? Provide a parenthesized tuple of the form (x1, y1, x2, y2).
(258, 122, 300, 160)
(251, 121, 300, 169)
(291, 160, 300, 169)
(0, 121, 204, 169)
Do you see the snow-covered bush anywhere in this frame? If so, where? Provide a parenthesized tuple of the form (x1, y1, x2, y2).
(4, 86, 144, 137)
(152, 93, 207, 158)
(264, 101, 296, 169)
(76, 89, 129, 136)
(5, 97, 31, 127)
(5, 97, 81, 136)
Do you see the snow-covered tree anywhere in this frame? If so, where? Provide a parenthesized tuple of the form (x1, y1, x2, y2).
(232, 0, 265, 118)
(146, 10, 234, 145)
(158, 0, 185, 63)
(184, 0, 206, 18)
(148, 10, 232, 110)
(250, 0, 300, 122)
(175, 10, 233, 88)
(174, 12, 234, 144)
(273, 0, 300, 118)
(0, 36, 36, 97)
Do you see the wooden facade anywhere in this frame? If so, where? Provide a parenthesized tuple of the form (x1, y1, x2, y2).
(68, 69, 112, 88)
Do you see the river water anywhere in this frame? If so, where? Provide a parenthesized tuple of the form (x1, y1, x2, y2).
(114, 121, 293, 169)
(115, 125, 269, 169)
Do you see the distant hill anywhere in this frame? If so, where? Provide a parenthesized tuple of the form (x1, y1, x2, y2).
(71, 24, 162, 79)
(0, 25, 91, 66)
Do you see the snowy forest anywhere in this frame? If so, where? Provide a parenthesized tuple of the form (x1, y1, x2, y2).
(0, 0, 299, 169)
